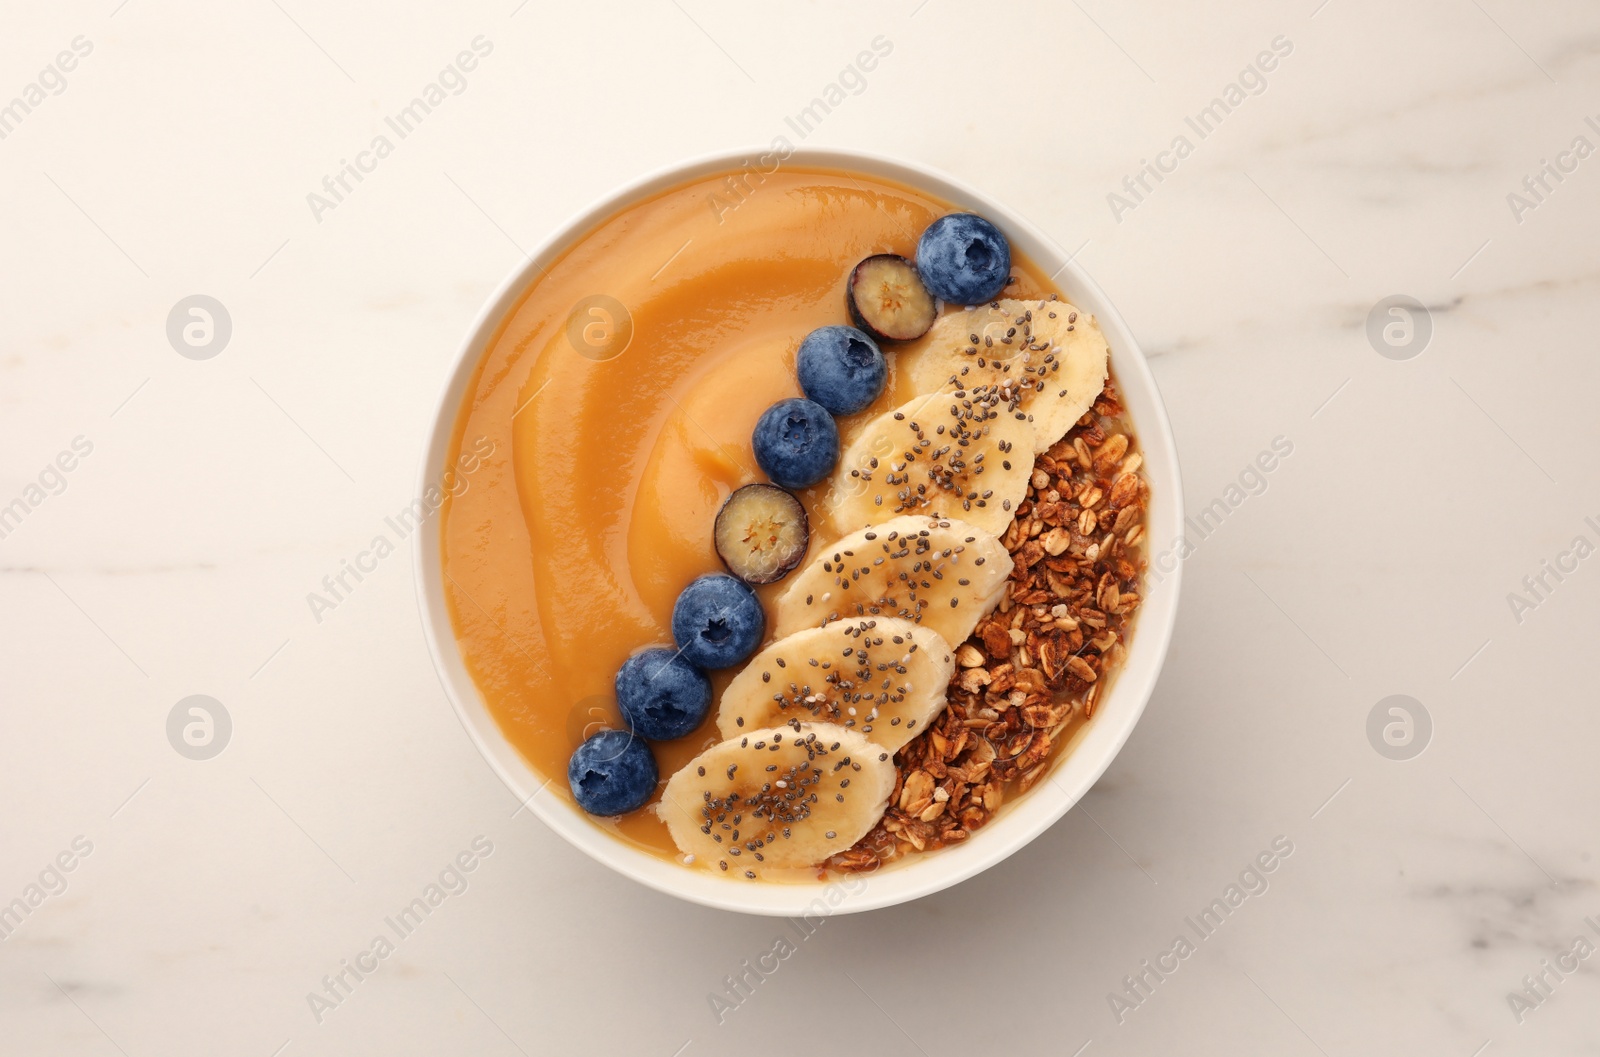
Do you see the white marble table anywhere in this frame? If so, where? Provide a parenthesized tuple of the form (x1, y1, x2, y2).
(4, 1, 1598, 1054)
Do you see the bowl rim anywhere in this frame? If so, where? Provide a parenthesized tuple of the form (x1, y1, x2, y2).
(413, 145, 1184, 916)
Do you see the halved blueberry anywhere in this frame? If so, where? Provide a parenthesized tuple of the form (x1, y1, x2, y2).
(915, 213, 1012, 304)
(671, 573, 764, 669)
(614, 647, 712, 740)
(797, 325, 886, 415)
(714, 483, 809, 585)
(847, 255, 937, 342)
(752, 397, 839, 490)
(567, 729, 657, 815)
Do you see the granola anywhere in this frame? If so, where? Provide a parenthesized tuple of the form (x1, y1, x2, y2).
(827, 379, 1148, 872)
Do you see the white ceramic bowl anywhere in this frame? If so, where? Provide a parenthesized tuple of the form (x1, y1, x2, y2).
(415, 147, 1183, 916)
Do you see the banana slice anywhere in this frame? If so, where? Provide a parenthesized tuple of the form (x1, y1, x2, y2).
(717, 618, 954, 754)
(772, 515, 1013, 646)
(904, 298, 1109, 453)
(821, 391, 1034, 537)
(658, 723, 895, 873)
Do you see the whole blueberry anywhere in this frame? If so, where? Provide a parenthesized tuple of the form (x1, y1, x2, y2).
(567, 729, 657, 815)
(797, 326, 886, 416)
(915, 213, 1012, 304)
(671, 573, 765, 669)
(752, 397, 839, 489)
(614, 647, 712, 740)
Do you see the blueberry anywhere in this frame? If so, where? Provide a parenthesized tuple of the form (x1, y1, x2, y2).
(752, 397, 839, 489)
(797, 325, 886, 416)
(567, 729, 657, 815)
(671, 573, 765, 669)
(714, 483, 809, 585)
(915, 213, 1012, 304)
(847, 254, 937, 342)
(614, 647, 712, 740)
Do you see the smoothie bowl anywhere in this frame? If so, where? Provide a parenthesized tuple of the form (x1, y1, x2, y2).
(416, 148, 1182, 915)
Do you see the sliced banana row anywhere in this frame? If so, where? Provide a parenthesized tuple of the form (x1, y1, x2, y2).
(718, 617, 954, 754)
(657, 724, 895, 874)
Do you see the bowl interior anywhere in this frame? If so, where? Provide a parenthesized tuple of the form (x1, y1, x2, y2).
(414, 147, 1183, 916)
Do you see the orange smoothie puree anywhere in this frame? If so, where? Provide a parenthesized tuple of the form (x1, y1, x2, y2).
(440, 166, 1061, 858)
